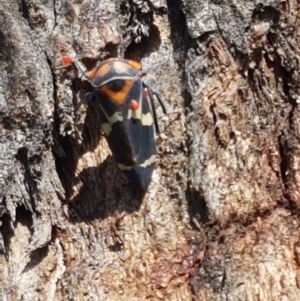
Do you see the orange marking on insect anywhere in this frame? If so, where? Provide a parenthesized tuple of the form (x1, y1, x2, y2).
(93, 63, 111, 78)
(62, 55, 74, 65)
(131, 99, 139, 111)
(88, 67, 98, 81)
(128, 60, 141, 71)
(100, 79, 134, 105)
(112, 61, 134, 73)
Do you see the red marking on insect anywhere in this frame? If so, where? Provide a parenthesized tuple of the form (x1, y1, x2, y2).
(62, 55, 74, 65)
(131, 99, 139, 111)
(144, 87, 149, 97)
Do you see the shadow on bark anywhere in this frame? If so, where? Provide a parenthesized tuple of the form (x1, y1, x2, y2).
(186, 186, 210, 227)
(55, 103, 147, 223)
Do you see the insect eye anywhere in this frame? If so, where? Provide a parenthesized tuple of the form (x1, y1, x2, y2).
(106, 79, 125, 91)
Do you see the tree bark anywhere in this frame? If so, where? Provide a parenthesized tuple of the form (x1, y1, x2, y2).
(1, 0, 299, 300)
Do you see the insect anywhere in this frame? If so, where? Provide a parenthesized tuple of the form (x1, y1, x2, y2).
(62, 56, 166, 191)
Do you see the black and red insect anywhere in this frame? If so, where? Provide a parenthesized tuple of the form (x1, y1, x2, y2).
(62, 56, 166, 191)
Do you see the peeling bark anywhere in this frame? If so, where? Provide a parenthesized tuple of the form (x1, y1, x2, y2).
(1, 0, 300, 300)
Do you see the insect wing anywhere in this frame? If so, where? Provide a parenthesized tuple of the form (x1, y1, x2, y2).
(92, 78, 156, 190)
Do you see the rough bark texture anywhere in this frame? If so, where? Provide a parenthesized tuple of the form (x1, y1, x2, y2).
(1, 0, 300, 300)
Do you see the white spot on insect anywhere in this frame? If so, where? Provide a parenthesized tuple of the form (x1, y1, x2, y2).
(107, 111, 123, 124)
(117, 154, 156, 170)
(141, 112, 153, 126)
(118, 163, 133, 171)
(140, 154, 156, 167)
(102, 123, 112, 136)
(98, 104, 123, 135)
(127, 95, 153, 126)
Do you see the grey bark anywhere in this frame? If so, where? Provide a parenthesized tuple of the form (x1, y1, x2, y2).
(1, 0, 299, 300)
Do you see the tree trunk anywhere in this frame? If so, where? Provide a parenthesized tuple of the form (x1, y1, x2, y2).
(1, 0, 299, 300)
